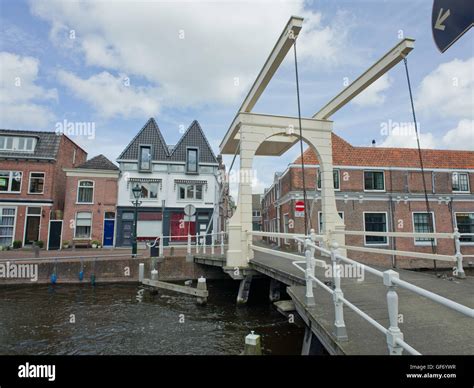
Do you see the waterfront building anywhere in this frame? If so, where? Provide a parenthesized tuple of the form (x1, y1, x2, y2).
(0, 129, 87, 249)
(252, 194, 263, 231)
(62, 155, 120, 248)
(261, 133, 474, 268)
(115, 118, 221, 246)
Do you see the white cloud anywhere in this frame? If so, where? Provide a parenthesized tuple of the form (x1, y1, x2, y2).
(30, 0, 352, 109)
(352, 74, 392, 107)
(416, 57, 474, 119)
(379, 130, 437, 149)
(440, 119, 474, 150)
(57, 70, 161, 119)
(0, 52, 57, 128)
(379, 119, 474, 151)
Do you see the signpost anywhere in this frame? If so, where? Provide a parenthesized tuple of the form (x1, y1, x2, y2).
(295, 200, 305, 218)
(432, 0, 473, 53)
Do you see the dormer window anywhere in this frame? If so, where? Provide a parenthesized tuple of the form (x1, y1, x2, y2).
(0, 136, 36, 152)
(186, 148, 198, 174)
(139, 145, 152, 171)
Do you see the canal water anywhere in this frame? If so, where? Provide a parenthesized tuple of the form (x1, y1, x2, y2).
(0, 279, 304, 355)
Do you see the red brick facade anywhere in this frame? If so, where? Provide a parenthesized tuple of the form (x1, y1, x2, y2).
(0, 133, 86, 248)
(62, 172, 119, 246)
(262, 134, 474, 269)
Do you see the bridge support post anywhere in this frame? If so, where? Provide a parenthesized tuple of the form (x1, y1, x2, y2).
(454, 228, 466, 279)
(331, 242, 348, 341)
(304, 238, 315, 307)
(301, 326, 326, 355)
(138, 263, 144, 282)
(196, 277, 207, 306)
(269, 278, 281, 302)
(244, 331, 262, 355)
(237, 275, 253, 304)
(383, 270, 404, 355)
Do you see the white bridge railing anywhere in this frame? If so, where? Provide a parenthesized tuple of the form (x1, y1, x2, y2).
(248, 229, 474, 355)
(147, 231, 227, 257)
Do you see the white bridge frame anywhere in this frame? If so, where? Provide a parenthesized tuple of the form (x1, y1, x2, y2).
(219, 16, 415, 267)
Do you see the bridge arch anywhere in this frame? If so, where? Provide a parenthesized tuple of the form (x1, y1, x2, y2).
(225, 114, 345, 267)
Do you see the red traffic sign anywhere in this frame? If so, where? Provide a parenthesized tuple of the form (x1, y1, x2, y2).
(295, 201, 305, 212)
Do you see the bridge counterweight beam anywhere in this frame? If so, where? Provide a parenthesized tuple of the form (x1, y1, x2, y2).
(237, 275, 253, 305)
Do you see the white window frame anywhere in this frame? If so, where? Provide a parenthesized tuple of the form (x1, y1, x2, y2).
(0, 136, 36, 152)
(186, 147, 199, 174)
(76, 180, 95, 204)
(130, 181, 159, 201)
(317, 169, 341, 191)
(412, 212, 437, 246)
(177, 183, 203, 202)
(363, 211, 389, 246)
(139, 144, 152, 172)
(0, 171, 22, 193)
(74, 211, 93, 239)
(0, 206, 17, 247)
(318, 211, 344, 234)
(363, 170, 385, 192)
(452, 172, 470, 193)
(28, 171, 45, 194)
(454, 212, 474, 246)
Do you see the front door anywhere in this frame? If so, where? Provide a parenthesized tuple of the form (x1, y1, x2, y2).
(48, 220, 62, 250)
(103, 219, 115, 247)
(24, 207, 41, 245)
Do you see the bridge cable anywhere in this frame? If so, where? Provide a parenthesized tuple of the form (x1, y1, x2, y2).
(402, 57, 438, 267)
(293, 39, 311, 234)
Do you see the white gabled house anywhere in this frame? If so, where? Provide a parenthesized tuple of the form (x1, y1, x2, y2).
(115, 118, 221, 246)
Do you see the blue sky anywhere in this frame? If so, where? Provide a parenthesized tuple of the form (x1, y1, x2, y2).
(0, 0, 472, 194)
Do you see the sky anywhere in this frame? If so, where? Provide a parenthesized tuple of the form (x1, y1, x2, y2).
(0, 0, 473, 196)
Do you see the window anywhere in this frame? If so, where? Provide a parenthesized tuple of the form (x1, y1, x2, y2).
(186, 148, 198, 173)
(178, 184, 203, 200)
(122, 163, 138, 171)
(412, 212, 435, 245)
(252, 210, 261, 217)
(130, 182, 158, 200)
(318, 212, 344, 234)
(364, 171, 385, 191)
(456, 213, 474, 244)
(364, 212, 388, 245)
(75, 212, 92, 238)
(105, 212, 115, 219)
(77, 181, 94, 203)
(0, 207, 16, 246)
(317, 169, 340, 190)
(139, 145, 152, 171)
(452, 172, 469, 193)
(29, 172, 45, 194)
(0, 171, 22, 193)
(0, 136, 35, 152)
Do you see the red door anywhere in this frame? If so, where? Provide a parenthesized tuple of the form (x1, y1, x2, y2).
(170, 212, 195, 242)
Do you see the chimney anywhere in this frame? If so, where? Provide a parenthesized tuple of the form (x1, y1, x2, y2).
(371, 139, 376, 147)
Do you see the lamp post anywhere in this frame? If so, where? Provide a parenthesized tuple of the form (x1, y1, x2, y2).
(131, 183, 142, 256)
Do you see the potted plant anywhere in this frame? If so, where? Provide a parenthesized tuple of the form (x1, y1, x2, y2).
(35, 240, 44, 249)
(91, 240, 100, 249)
(13, 240, 22, 249)
(62, 240, 70, 249)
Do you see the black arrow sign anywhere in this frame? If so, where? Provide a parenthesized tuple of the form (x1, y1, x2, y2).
(432, 0, 474, 53)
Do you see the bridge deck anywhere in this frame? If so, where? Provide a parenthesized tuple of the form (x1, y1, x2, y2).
(250, 251, 474, 355)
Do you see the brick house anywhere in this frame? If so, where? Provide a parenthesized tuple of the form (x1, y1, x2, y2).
(261, 133, 474, 269)
(0, 129, 87, 249)
(62, 155, 119, 248)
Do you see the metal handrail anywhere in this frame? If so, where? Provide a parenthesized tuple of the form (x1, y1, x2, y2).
(248, 230, 472, 355)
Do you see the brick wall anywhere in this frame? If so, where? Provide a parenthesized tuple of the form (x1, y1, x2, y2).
(62, 174, 118, 245)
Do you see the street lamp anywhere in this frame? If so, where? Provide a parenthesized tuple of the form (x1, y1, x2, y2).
(131, 183, 142, 256)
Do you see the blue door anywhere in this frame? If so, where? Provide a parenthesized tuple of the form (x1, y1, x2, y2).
(103, 219, 115, 247)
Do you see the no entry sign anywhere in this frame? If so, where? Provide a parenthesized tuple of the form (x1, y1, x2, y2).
(295, 201, 305, 212)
